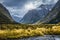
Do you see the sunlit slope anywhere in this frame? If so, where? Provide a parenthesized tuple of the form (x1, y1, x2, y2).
(36, 0, 60, 24)
(0, 3, 16, 23)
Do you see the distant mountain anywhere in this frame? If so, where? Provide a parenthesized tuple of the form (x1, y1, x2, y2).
(20, 4, 54, 24)
(0, 3, 16, 24)
(12, 15, 22, 22)
(36, 0, 60, 24)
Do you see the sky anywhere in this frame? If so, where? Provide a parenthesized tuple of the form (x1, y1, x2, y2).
(0, 0, 58, 17)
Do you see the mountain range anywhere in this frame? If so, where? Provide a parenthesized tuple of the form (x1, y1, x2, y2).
(0, 0, 60, 24)
(20, 4, 54, 24)
(36, 0, 60, 24)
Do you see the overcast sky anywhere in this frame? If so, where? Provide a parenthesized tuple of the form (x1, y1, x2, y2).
(0, 0, 58, 17)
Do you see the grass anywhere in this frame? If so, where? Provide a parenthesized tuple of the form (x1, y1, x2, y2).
(0, 24, 60, 38)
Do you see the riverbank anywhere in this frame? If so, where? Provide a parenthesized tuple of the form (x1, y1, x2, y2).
(0, 35, 60, 40)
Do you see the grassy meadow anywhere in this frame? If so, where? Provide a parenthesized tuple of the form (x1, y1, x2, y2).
(0, 23, 60, 38)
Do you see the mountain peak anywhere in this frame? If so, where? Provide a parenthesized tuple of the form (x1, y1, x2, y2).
(36, 0, 60, 24)
(20, 4, 54, 24)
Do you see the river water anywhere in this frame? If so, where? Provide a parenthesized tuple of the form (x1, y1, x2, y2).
(19, 35, 60, 40)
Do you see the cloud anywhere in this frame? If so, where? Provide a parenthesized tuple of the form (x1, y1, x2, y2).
(0, 0, 4, 3)
(3, 0, 28, 7)
(0, 0, 58, 18)
(54, 0, 59, 3)
(6, 6, 28, 17)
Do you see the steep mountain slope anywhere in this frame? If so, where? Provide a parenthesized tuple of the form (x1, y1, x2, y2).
(20, 4, 54, 24)
(36, 0, 60, 24)
(0, 3, 16, 24)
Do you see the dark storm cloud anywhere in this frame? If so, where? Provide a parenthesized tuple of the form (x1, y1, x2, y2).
(3, 0, 28, 7)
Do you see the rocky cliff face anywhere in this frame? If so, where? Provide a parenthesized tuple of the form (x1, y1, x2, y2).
(36, 0, 60, 24)
(20, 4, 54, 24)
(0, 3, 16, 24)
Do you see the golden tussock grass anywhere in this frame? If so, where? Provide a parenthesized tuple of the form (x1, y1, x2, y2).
(0, 24, 60, 38)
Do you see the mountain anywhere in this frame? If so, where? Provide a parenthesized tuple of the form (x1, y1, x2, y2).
(36, 0, 60, 24)
(12, 15, 22, 22)
(20, 4, 54, 24)
(0, 3, 16, 24)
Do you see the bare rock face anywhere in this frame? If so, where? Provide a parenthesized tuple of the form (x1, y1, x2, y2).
(0, 3, 16, 24)
(37, 0, 60, 24)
